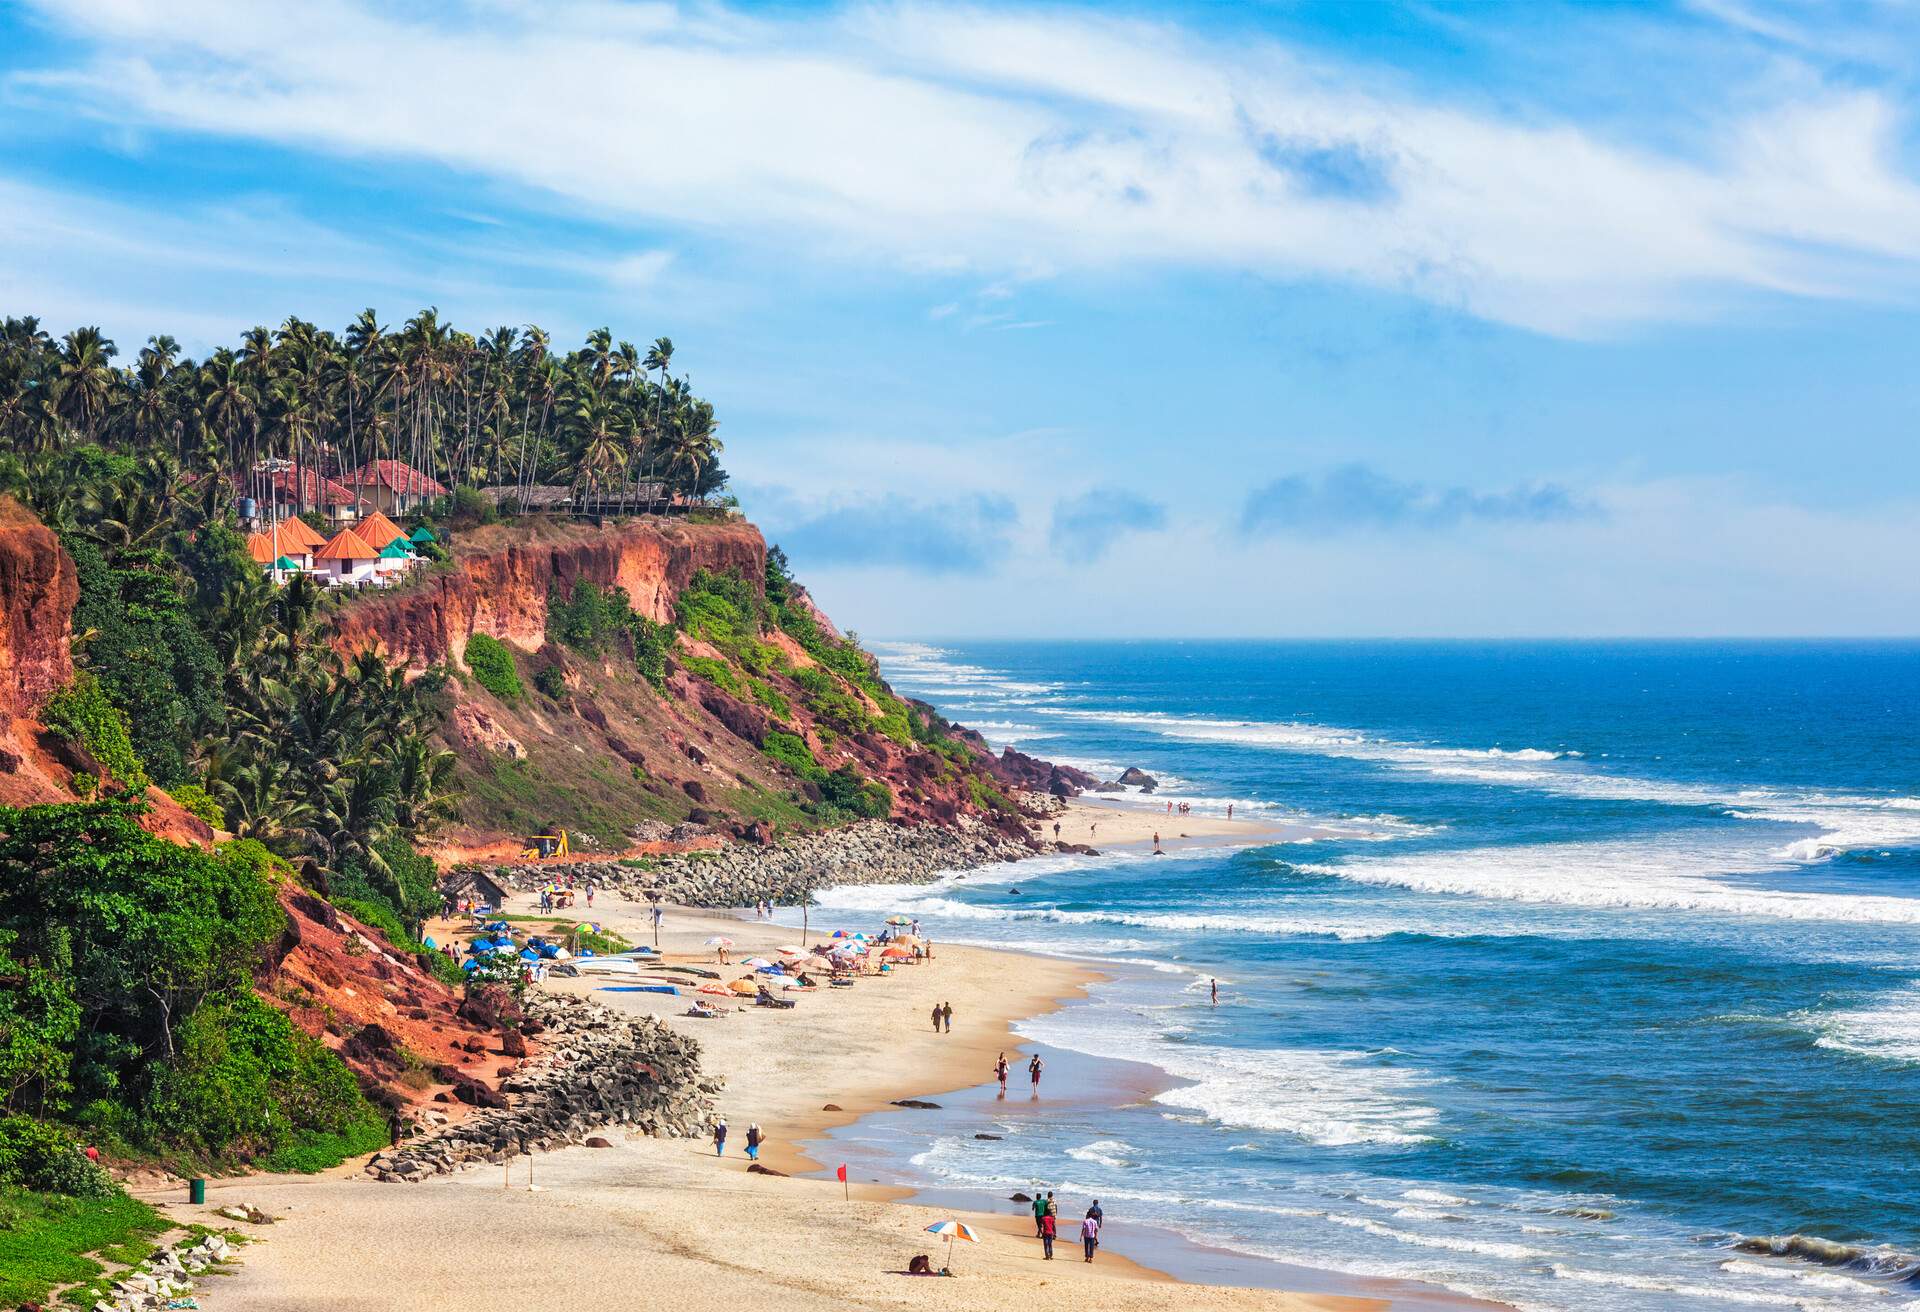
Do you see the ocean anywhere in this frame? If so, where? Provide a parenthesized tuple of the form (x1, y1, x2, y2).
(803, 640, 1920, 1312)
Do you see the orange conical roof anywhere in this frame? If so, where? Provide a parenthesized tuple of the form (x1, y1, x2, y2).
(316, 527, 379, 561)
(245, 532, 277, 564)
(354, 510, 406, 549)
(278, 516, 327, 550)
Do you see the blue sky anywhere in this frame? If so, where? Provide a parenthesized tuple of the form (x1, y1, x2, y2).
(2, 0, 1917, 637)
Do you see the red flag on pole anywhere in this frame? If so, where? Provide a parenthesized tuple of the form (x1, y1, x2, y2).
(837, 1163, 848, 1200)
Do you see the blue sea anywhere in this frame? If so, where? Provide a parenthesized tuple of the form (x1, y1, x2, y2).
(809, 641, 1920, 1312)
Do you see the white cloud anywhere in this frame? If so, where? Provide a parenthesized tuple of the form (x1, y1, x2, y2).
(13, 0, 1920, 335)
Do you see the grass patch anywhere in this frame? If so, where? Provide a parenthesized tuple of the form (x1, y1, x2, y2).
(254, 1113, 389, 1173)
(0, 1186, 169, 1308)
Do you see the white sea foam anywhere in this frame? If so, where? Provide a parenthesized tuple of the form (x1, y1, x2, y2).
(1064, 1138, 1136, 1169)
(1798, 982, 1920, 1064)
(1017, 1005, 1442, 1147)
(1718, 1259, 1892, 1294)
(1547, 1265, 1818, 1307)
(1296, 835, 1920, 926)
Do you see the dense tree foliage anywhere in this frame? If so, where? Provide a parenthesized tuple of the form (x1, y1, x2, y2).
(0, 802, 383, 1167)
(0, 313, 726, 517)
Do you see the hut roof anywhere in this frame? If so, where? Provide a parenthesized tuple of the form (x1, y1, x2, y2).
(409, 526, 437, 544)
(377, 541, 414, 560)
(245, 532, 277, 564)
(273, 556, 302, 571)
(278, 516, 328, 549)
(316, 527, 379, 562)
(355, 510, 407, 549)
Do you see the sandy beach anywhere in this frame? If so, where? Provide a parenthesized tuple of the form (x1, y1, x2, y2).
(1040, 794, 1341, 852)
(151, 833, 1398, 1312)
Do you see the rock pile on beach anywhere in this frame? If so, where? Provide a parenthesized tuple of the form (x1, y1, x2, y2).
(467, 817, 1035, 909)
(364, 993, 715, 1184)
(78, 1228, 238, 1312)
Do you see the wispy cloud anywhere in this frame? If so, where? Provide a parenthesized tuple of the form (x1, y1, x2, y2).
(1050, 487, 1168, 562)
(12, 0, 1920, 335)
(1239, 465, 1598, 538)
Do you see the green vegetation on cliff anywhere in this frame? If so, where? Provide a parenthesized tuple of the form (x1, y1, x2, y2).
(0, 801, 385, 1173)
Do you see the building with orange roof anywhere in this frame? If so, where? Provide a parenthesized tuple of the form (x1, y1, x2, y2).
(247, 522, 313, 582)
(352, 509, 408, 551)
(276, 515, 328, 551)
(314, 526, 381, 587)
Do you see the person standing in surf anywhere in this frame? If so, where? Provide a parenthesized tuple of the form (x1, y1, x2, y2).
(995, 1052, 1009, 1092)
(1029, 1053, 1044, 1092)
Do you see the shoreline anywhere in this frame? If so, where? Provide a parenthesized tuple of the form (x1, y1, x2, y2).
(162, 799, 1476, 1312)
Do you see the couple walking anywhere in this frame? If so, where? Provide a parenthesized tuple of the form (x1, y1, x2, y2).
(1031, 1191, 1103, 1262)
(994, 1051, 1044, 1093)
(929, 1001, 953, 1032)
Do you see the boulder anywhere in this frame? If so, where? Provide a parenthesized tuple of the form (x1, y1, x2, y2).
(1115, 766, 1158, 792)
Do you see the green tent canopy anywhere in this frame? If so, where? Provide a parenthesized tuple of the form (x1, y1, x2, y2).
(272, 555, 301, 570)
(409, 526, 437, 544)
(378, 542, 414, 559)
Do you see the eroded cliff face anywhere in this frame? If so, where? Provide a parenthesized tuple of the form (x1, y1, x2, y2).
(0, 495, 76, 719)
(335, 516, 765, 667)
(332, 514, 1037, 854)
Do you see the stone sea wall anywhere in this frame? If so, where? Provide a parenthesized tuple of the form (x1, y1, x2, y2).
(472, 816, 1038, 909)
(365, 993, 715, 1183)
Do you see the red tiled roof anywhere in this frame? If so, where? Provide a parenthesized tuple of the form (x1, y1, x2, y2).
(233, 468, 367, 508)
(344, 459, 447, 497)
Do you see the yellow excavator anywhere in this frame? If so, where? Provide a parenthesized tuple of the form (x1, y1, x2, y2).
(520, 829, 570, 861)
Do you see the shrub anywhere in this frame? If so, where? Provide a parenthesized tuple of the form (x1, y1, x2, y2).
(452, 485, 498, 524)
(680, 655, 742, 696)
(632, 616, 671, 690)
(0, 1115, 114, 1197)
(168, 783, 224, 828)
(762, 731, 822, 780)
(463, 633, 522, 702)
(532, 665, 567, 700)
(547, 579, 632, 654)
(41, 672, 148, 790)
(817, 764, 891, 820)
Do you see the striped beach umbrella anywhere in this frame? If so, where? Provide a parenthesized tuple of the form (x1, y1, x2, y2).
(924, 1219, 980, 1270)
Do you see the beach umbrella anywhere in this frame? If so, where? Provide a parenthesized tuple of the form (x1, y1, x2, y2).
(705, 936, 734, 947)
(879, 945, 913, 959)
(831, 929, 851, 939)
(728, 977, 758, 996)
(776, 945, 805, 956)
(884, 915, 913, 926)
(924, 1219, 979, 1270)
(740, 957, 774, 969)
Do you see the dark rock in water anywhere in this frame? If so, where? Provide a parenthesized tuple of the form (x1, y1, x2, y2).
(1115, 767, 1158, 792)
(1010, 1192, 1032, 1202)
(890, 1099, 942, 1110)
(1089, 781, 1124, 793)
(974, 1133, 1003, 1141)
(585, 1137, 613, 1148)
(746, 1162, 788, 1176)
(822, 1103, 843, 1112)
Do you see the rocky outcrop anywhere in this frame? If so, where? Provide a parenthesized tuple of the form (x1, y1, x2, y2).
(0, 495, 75, 718)
(466, 817, 1032, 908)
(1115, 766, 1159, 792)
(333, 516, 765, 668)
(365, 994, 714, 1181)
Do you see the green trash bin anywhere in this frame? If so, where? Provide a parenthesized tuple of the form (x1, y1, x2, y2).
(189, 1178, 206, 1205)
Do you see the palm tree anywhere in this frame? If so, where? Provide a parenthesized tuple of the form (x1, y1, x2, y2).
(51, 326, 118, 443)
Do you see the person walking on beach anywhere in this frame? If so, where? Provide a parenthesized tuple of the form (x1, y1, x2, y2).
(745, 1123, 762, 1162)
(1032, 1192, 1049, 1237)
(931, 1002, 943, 1033)
(712, 1118, 728, 1156)
(941, 1001, 954, 1032)
(1028, 1053, 1044, 1091)
(585, 881, 595, 908)
(1080, 1211, 1101, 1262)
(1153, 831, 1162, 854)
(995, 1052, 1009, 1092)
(1227, 803, 1234, 819)
(1040, 1208, 1057, 1259)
